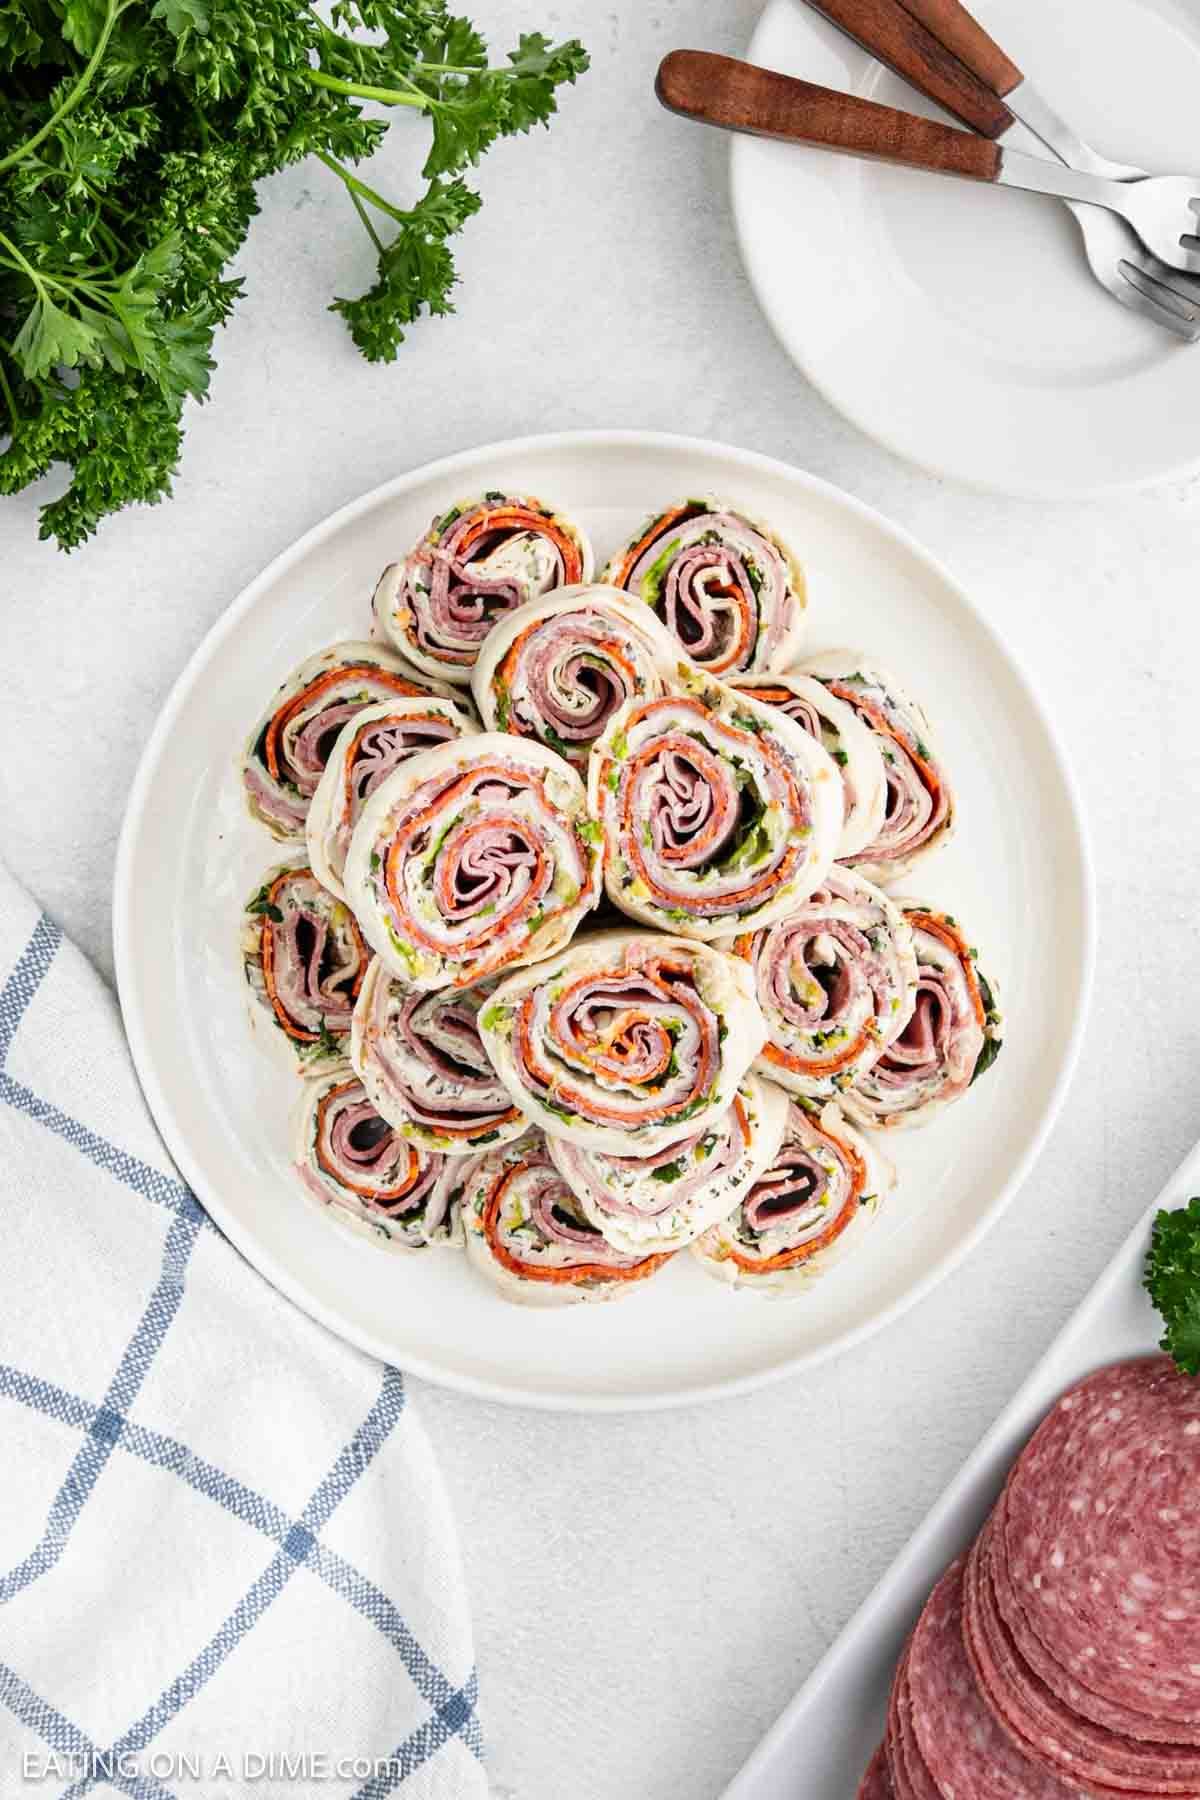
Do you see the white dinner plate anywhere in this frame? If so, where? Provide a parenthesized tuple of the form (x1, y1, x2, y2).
(732, 0, 1200, 497)
(114, 430, 1093, 1411)
(721, 1135, 1196, 1799)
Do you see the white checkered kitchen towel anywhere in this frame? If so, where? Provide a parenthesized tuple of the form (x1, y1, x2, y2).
(0, 862, 486, 1800)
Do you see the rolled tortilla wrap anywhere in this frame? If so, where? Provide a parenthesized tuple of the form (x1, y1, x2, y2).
(374, 492, 594, 684)
(459, 1128, 671, 1307)
(242, 639, 458, 840)
(478, 928, 766, 1156)
(842, 904, 1002, 1130)
(691, 1099, 894, 1296)
(293, 1071, 458, 1251)
(305, 693, 477, 902)
(471, 584, 681, 771)
(350, 958, 526, 1155)
(599, 496, 805, 676)
(801, 652, 954, 884)
(241, 862, 369, 1076)
(723, 867, 919, 1101)
(588, 667, 842, 939)
(343, 734, 601, 991)
(729, 671, 887, 861)
(547, 1073, 789, 1255)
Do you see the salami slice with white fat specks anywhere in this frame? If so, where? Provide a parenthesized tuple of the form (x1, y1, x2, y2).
(964, 1521, 1200, 1793)
(991, 1481, 1200, 1748)
(887, 1650, 940, 1800)
(907, 1560, 1085, 1799)
(856, 1743, 895, 1800)
(1001, 1356, 1200, 1731)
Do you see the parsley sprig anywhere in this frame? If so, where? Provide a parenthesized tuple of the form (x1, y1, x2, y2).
(0, 0, 587, 547)
(1145, 1198, 1200, 1376)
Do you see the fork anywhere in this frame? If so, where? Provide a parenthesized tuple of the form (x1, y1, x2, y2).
(804, 0, 1200, 338)
(656, 52, 1200, 300)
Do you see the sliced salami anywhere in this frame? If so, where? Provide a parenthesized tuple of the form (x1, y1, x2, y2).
(857, 1743, 895, 1800)
(1000, 1356, 1200, 1730)
(884, 1648, 911, 1800)
(964, 1522, 1200, 1794)
(991, 1481, 1200, 1748)
(891, 1657, 944, 1800)
(907, 1560, 1085, 1798)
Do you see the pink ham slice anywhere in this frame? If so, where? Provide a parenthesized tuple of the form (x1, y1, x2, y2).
(334, 715, 460, 861)
(384, 989, 513, 1135)
(420, 549, 524, 652)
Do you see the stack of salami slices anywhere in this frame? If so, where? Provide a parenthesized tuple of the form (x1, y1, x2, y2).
(860, 1355, 1200, 1799)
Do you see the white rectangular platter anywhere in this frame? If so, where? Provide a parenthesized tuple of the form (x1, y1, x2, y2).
(722, 1138, 1199, 1799)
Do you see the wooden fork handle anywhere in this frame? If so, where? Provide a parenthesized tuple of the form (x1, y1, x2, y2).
(656, 50, 1002, 181)
(803, 0, 1014, 137)
(896, 0, 1023, 97)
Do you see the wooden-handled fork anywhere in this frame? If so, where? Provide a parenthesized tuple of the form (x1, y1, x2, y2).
(656, 20, 1200, 341)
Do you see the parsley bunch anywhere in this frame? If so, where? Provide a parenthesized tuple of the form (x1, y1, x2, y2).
(0, 0, 587, 548)
(1145, 1198, 1200, 1376)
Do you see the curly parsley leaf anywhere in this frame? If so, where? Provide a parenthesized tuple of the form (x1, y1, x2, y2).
(330, 176, 481, 362)
(1144, 1198, 1200, 1376)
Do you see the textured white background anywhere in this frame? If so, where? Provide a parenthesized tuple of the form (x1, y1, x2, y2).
(3, 2, 1200, 1796)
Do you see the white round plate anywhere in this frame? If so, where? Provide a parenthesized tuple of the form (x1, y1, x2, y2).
(114, 431, 1093, 1410)
(732, 0, 1200, 496)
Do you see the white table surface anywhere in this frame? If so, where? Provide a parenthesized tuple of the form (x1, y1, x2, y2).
(3, 4, 1199, 1795)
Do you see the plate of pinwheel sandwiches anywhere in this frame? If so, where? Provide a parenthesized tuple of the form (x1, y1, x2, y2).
(114, 430, 1093, 1409)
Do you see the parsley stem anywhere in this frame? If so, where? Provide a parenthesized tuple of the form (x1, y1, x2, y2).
(0, 0, 123, 177)
(65, 274, 117, 304)
(306, 69, 428, 109)
(0, 354, 16, 438)
(313, 150, 415, 226)
(0, 233, 101, 311)
(409, 61, 489, 75)
(92, 216, 124, 263)
(348, 188, 385, 255)
(0, 229, 49, 294)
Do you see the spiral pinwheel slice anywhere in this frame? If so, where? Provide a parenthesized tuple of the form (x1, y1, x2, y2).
(459, 1129, 671, 1306)
(478, 929, 765, 1156)
(589, 669, 842, 939)
(343, 734, 601, 991)
(600, 497, 806, 676)
(547, 1074, 789, 1256)
(242, 863, 370, 1075)
(350, 957, 526, 1155)
(692, 1100, 895, 1296)
(305, 694, 477, 902)
(729, 672, 887, 861)
(802, 652, 955, 883)
(726, 867, 919, 1100)
(373, 492, 594, 684)
(842, 906, 1002, 1130)
(294, 1073, 458, 1251)
(470, 584, 682, 771)
(242, 640, 459, 841)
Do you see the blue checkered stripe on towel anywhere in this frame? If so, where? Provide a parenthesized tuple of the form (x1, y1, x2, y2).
(0, 883, 485, 1800)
